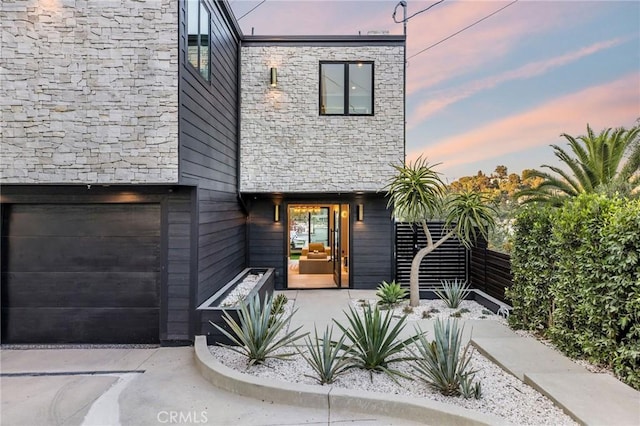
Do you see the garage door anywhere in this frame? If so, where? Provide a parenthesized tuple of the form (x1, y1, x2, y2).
(1, 204, 161, 344)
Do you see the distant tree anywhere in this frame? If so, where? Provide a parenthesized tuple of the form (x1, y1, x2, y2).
(385, 157, 496, 306)
(517, 123, 640, 205)
(495, 165, 508, 179)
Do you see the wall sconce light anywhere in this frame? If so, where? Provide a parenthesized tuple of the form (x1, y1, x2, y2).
(270, 67, 277, 87)
(274, 204, 281, 222)
(356, 204, 364, 222)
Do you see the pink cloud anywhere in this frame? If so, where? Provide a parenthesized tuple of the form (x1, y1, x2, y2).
(408, 36, 631, 126)
(404, 1, 603, 95)
(407, 73, 640, 174)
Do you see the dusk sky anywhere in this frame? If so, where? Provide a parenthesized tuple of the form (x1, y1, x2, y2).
(230, 0, 640, 182)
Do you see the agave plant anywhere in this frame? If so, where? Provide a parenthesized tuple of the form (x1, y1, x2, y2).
(334, 304, 422, 382)
(435, 278, 470, 309)
(411, 318, 480, 398)
(376, 280, 408, 307)
(211, 293, 307, 366)
(268, 293, 288, 327)
(298, 326, 353, 385)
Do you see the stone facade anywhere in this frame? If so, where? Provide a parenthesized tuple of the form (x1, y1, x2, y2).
(0, 0, 178, 184)
(240, 43, 404, 193)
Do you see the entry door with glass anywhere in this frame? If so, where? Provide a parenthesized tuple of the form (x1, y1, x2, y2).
(287, 204, 349, 289)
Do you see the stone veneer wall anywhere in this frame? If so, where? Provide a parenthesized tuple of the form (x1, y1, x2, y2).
(0, 0, 178, 183)
(240, 44, 404, 193)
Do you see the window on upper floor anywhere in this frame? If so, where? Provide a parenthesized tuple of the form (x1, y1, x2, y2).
(187, 0, 211, 82)
(320, 61, 374, 116)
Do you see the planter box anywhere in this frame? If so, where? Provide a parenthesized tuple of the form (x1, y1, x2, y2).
(197, 268, 275, 345)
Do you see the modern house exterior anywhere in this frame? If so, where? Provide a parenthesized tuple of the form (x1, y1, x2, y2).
(0, 0, 405, 344)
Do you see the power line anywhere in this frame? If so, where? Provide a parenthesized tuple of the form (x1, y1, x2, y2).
(393, 0, 446, 24)
(237, 0, 267, 21)
(408, 0, 520, 60)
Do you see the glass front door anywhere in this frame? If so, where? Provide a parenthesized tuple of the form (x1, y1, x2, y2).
(287, 203, 349, 289)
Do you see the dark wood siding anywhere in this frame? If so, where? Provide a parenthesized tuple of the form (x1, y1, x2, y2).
(0, 185, 194, 344)
(178, 0, 239, 192)
(351, 196, 394, 289)
(395, 222, 467, 287)
(178, 1, 246, 306)
(247, 199, 286, 289)
(1, 203, 161, 344)
(164, 189, 195, 341)
(247, 194, 394, 290)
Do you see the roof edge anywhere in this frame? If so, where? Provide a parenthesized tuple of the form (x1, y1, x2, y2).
(241, 34, 406, 45)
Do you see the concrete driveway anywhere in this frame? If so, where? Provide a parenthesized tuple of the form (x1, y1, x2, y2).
(1, 346, 416, 426)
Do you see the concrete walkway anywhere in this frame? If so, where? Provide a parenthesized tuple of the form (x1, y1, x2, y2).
(2, 289, 638, 425)
(282, 289, 640, 426)
(1, 345, 419, 425)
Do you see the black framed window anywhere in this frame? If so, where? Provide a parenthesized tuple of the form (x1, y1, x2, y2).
(187, 0, 210, 81)
(320, 61, 373, 116)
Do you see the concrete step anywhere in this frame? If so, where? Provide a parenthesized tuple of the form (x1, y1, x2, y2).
(524, 372, 640, 426)
(471, 336, 587, 380)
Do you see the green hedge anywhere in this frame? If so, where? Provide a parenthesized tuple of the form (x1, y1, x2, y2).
(508, 193, 640, 390)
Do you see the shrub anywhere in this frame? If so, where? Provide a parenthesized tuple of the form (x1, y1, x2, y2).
(376, 280, 408, 307)
(507, 204, 556, 331)
(298, 326, 353, 385)
(434, 279, 470, 308)
(411, 318, 480, 398)
(211, 293, 307, 366)
(509, 194, 640, 389)
(334, 304, 422, 382)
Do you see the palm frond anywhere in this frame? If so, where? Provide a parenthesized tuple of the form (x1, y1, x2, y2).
(443, 191, 496, 248)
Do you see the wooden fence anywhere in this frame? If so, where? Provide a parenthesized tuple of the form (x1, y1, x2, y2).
(394, 222, 467, 287)
(469, 238, 512, 303)
(395, 223, 513, 303)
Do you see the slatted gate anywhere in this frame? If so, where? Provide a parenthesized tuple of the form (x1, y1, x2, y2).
(394, 222, 467, 288)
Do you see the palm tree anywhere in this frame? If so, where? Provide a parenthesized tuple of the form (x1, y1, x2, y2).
(516, 123, 640, 205)
(384, 157, 496, 307)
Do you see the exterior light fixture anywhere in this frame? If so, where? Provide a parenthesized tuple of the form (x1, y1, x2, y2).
(270, 67, 277, 87)
(274, 204, 281, 222)
(356, 204, 364, 222)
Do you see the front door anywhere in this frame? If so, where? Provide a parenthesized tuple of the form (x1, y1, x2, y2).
(286, 203, 349, 289)
(332, 209, 341, 287)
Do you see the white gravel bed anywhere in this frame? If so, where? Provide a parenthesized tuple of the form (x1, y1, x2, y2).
(211, 299, 576, 425)
(351, 298, 508, 324)
(218, 273, 263, 307)
(210, 343, 576, 426)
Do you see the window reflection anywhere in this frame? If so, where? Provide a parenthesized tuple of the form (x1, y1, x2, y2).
(187, 0, 210, 81)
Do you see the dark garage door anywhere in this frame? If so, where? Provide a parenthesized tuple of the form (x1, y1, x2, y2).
(1, 203, 161, 344)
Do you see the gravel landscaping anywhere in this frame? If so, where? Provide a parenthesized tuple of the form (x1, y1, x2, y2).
(350, 298, 509, 323)
(218, 273, 264, 307)
(210, 298, 578, 425)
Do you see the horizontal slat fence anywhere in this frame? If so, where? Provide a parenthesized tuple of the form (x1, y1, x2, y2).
(470, 238, 512, 303)
(394, 222, 467, 287)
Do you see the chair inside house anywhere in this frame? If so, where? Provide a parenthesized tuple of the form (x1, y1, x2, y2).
(298, 242, 332, 274)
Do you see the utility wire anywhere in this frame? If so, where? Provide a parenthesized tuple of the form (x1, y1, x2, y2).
(393, 0, 446, 24)
(408, 0, 519, 60)
(237, 0, 267, 21)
